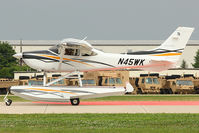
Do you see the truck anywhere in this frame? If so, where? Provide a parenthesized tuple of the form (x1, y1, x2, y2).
(130, 74, 196, 94)
(130, 73, 163, 94)
(19, 75, 68, 86)
(0, 78, 19, 94)
(83, 71, 128, 86)
(165, 75, 195, 94)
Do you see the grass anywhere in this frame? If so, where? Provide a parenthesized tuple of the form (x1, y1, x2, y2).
(1, 95, 199, 102)
(0, 95, 29, 102)
(84, 95, 199, 101)
(0, 114, 199, 133)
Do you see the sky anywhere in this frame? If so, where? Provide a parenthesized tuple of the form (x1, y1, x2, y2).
(0, 0, 199, 40)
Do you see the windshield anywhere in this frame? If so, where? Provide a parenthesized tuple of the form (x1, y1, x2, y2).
(109, 78, 115, 84)
(116, 78, 122, 84)
(28, 80, 43, 86)
(153, 78, 159, 84)
(87, 79, 95, 84)
(176, 80, 193, 86)
(49, 46, 59, 54)
(82, 80, 87, 85)
(145, 78, 152, 84)
(82, 79, 95, 85)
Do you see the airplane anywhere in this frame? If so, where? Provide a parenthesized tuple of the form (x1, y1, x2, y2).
(5, 27, 194, 106)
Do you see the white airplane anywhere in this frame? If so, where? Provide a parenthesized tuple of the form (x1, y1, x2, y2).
(5, 27, 194, 106)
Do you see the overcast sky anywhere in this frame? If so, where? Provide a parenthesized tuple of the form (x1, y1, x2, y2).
(0, 0, 199, 40)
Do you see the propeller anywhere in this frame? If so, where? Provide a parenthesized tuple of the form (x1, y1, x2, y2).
(13, 53, 23, 66)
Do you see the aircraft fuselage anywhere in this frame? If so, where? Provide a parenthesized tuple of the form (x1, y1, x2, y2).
(22, 49, 153, 72)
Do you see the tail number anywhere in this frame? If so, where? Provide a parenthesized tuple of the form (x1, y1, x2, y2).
(118, 58, 145, 66)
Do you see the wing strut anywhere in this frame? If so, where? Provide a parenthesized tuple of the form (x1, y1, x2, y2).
(78, 71, 82, 87)
(58, 45, 65, 71)
(43, 72, 47, 86)
(45, 71, 82, 87)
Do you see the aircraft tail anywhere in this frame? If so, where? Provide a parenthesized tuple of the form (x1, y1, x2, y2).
(153, 27, 194, 62)
(137, 27, 194, 72)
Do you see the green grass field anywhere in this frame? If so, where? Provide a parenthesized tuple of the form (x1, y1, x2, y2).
(1, 95, 199, 102)
(0, 114, 199, 133)
(85, 95, 199, 101)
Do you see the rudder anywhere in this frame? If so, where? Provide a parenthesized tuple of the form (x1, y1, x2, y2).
(156, 27, 194, 52)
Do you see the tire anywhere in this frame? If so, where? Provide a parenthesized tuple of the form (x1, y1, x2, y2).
(5, 99, 12, 106)
(169, 89, 173, 94)
(70, 98, 80, 106)
(160, 89, 164, 94)
(137, 88, 143, 94)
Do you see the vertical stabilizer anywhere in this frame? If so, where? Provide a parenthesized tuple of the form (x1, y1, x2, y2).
(156, 27, 194, 51)
(141, 27, 194, 72)
(152, 27, 194, 63)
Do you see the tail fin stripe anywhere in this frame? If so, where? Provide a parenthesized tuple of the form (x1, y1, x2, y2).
(151, 53, 182, 56)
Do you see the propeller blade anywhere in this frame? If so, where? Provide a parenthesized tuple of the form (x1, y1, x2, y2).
(13, 53, 22, 59)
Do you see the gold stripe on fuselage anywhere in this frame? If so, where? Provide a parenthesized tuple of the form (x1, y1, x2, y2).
(26, 88, 76, 94)
(151, 53, 182, 56)
(38, 55, 95, 67)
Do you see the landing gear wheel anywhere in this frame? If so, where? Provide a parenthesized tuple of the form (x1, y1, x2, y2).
(70, 98, 80, 106)
(5, 99, 12, 106)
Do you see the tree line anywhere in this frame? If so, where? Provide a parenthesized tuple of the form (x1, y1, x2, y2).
(0, 41, 32, 78)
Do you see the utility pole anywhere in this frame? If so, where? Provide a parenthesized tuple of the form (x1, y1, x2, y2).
(20, 39, 22, 66)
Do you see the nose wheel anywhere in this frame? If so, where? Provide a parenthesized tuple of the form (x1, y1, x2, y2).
(4, 90, 12, 106)
(5, 99, 12, 106)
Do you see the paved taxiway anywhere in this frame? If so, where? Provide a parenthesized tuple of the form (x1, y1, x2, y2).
(1, 102, 199, 114)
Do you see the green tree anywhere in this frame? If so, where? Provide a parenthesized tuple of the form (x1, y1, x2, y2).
(0, 41, 16, 68)
(0, 41, 32, 78)
(180, 59, 188, 69)
(192, 49, 199, 68)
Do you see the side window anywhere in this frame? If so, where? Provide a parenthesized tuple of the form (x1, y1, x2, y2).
(116, 78, 122, 84)
(109, 78, 115, 84)
(74, 49, 80, 56)
(87, 80, 95, 84)
(81, 49, 97, 56)
(153, 78, 159, 84)
(82, 80, 87, 85)
(65, 48, 79, 56)
(142, 78, 145, 83)
(105, 78, 108, 84)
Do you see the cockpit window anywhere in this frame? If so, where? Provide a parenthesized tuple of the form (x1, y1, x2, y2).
(49, 46, 59, 54)
(49, 43, 97, 56)
(65, 48, 80, 56)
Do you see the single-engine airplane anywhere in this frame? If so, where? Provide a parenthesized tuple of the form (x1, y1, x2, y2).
(6, 27, 194, 106)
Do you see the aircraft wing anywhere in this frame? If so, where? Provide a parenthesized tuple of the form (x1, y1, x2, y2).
(60, 39, 94, 51)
